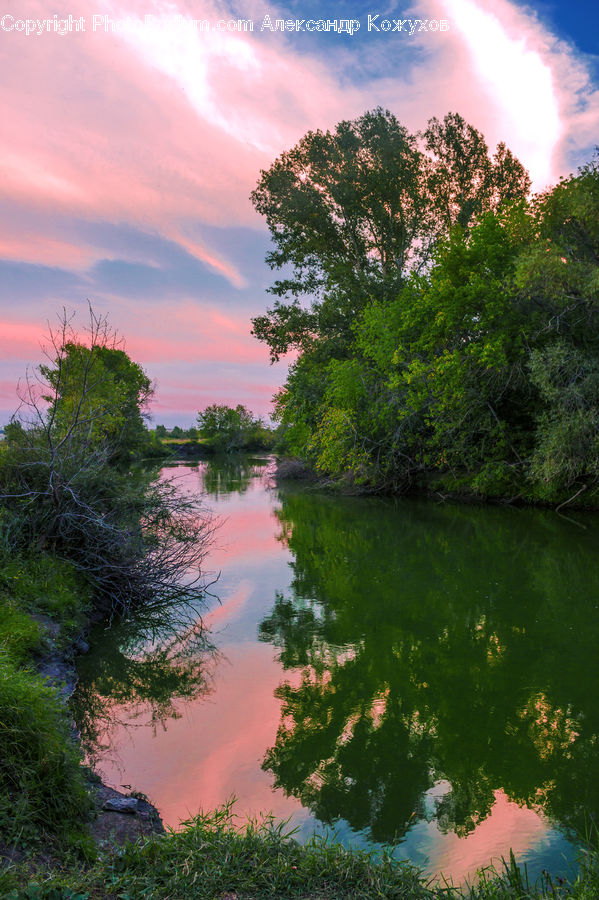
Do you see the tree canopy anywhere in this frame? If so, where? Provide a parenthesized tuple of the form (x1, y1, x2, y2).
(252, 108, 599, 505)
(251, 109, 530, 362)
(41, 339, 153, 463)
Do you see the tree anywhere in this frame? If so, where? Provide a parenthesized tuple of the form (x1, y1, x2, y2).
(41, 339, 153, 465)
(197, 404, 271, 452)
(251, 109, 530, 362)
(423, 112, 530, 230)
(517, 155, 599, 500)
(0, 307, 214, 613)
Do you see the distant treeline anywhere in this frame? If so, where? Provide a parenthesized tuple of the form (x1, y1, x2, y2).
(156, 404, 274, 453)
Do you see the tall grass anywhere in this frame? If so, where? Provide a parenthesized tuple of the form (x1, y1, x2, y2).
(0, 553, 92, 847)
(0, 651, 91, 845)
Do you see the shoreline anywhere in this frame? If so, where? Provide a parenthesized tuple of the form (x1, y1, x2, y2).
(274, 455, 599, 513)
(39, 612, 166, 851)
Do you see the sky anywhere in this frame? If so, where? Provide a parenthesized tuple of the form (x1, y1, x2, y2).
(0, 0, 598, 426)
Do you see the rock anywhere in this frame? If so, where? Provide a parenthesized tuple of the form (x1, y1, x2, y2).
(74, 637, 90, 654)
(38, 656, 78, 700)
(102, 796, 139, 814)
(90, 784, 164, 848)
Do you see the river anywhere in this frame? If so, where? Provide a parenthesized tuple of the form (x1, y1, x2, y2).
(72, 456, 599, 886)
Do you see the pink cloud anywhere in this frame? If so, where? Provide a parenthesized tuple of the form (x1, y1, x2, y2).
(2, 0, 596, 276)
(2, 0, 598, 419)
(0, 305, 283, 419)
(0, 0, 358, 280)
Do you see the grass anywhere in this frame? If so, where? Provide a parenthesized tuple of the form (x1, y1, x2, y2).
(160, 437, 208, 445)
(0, 554, 91, 643)
(0, 552, 93, 849)
(0, 601, 43, 665)
(0, 650, 91, 846)
(0, 804, 595, 900)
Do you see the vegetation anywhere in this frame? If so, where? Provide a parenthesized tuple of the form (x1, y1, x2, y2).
(0, 308, 213, 856)
(197, 403, 274, 452)
(2, 803, 598, 899)
(0, 307, 213, 615)
(253, 109, 599, 506)
(155, 424, 200, 441)
(0, 552, 92, 849)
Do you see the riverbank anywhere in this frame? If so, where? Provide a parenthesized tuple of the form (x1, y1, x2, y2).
(5, 807, 599, 899)
(274, 455, 599, 512)
(0, 552, 163, 868)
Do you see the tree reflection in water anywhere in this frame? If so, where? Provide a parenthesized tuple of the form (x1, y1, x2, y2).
(72, 596, 218, 768)
(259, 489, 599, 845)
(200, 455, 271, 500)
(72, 456, 272, 773)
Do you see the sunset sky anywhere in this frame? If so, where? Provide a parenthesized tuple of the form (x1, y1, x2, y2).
(1, 0, 598, 426)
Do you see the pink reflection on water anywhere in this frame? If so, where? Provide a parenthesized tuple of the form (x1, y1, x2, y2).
(95, 643, 305, 829)
(423, 786, 550, 885)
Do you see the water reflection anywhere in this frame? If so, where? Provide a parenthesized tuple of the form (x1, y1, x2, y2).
(73, 461, 599, 882)
(201, 455, 271, 499)
(72, 597, 218, 768)
(259, 489, 599, 846)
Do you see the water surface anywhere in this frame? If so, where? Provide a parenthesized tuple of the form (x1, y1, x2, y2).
(73, 457, 599, 885)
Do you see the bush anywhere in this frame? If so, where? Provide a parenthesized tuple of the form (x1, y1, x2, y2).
(0, 309, 214, 616)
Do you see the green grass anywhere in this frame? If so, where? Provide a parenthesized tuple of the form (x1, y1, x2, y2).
(4, 804, 597, 900)
(0, 601, 43, 665)
(0, 650, 91, 846)
(0, 554, 91, 641)
(0, 552, 93, 849)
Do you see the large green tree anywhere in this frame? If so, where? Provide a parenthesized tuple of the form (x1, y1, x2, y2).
(254, 109, 599, 503)
(251, 109, 530, 362)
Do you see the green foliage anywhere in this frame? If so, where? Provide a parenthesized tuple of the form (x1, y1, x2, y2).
(41, 341, 153, 465)
(0, 602, 42, 665)
(251, 108, 529, 363)
(0, 554, 89, 621)
(197, 404, 273, 452)
(0, 650, 91, 845)
(0, 308, 213, 613)
(256, 129, 599, 503)
(529, 342, 599, 498)
(0, 552, 92, 846)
